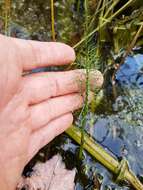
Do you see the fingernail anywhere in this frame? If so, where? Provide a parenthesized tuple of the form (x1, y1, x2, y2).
(64, 44, 76, 62)
(89, 70, 104, 91)
(75, 69, 104, 92)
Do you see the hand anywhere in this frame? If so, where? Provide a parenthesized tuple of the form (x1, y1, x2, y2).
(0, 34, 103, 190)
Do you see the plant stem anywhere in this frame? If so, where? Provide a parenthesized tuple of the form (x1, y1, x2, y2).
(66, 125, 118, 172)
(50, 0, 56, 41)
(125, 170, 143, 190)
(66, 126, 143, 190)
(73, 0, 134, 49)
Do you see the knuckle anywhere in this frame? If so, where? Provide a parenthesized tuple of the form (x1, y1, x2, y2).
(46, 100, 54, 121)
(50, 77, 60, 97)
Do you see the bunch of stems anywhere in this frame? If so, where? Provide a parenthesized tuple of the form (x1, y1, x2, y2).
(73, 0, 135, 49)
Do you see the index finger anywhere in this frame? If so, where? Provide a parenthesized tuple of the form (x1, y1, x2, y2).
(11, 37, 75, 70)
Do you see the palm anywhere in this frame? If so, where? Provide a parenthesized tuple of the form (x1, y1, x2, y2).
(0, 37, 22, 109)
(0, 34, 103, 190)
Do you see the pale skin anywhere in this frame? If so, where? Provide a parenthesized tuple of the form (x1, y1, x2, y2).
(0, 34, 103, 190)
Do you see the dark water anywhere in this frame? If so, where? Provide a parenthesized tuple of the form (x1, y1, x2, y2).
(1, 1, 143, 189)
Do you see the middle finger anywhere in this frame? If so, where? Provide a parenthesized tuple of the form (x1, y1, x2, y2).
(22, 69, 103, 104)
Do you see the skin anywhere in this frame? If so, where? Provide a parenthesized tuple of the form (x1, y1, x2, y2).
(0, 34, 103, 190)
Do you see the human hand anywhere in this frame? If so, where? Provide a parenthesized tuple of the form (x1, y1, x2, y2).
(0, 34, 103, 190)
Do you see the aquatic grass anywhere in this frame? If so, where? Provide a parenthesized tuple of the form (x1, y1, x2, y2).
(71, 0, 136, 72)
(73, 0, 135, 49)
(72, 0, 142, 102)
(103, 0, 120, 19)
(76, 0, 112, 158)
(75, 0, 104, 159)
(88, 0, 111, 29)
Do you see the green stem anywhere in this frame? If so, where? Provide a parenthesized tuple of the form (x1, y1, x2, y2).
(78, 0, 89, 159)
(73, 0, 134, 49)
(66, 125, 118, 172)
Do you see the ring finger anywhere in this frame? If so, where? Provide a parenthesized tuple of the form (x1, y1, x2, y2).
(30, 92, 93, 130)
